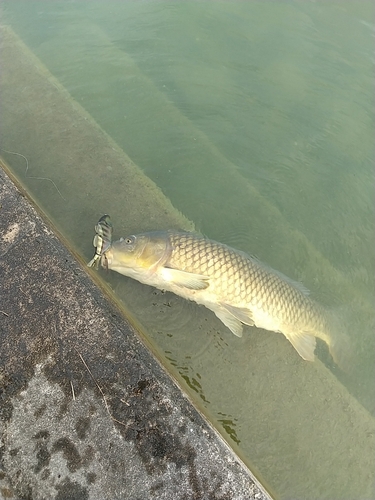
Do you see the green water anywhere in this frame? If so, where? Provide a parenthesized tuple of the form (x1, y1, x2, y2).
(1, 2, 374, 499)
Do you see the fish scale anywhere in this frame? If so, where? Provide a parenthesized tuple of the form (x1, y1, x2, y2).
(168, 232, 307, 321)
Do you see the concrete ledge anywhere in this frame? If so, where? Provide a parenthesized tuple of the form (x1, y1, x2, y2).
(0, 167, 271, 499)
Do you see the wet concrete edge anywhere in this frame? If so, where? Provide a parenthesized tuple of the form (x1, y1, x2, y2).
(0, 167, 272, 500)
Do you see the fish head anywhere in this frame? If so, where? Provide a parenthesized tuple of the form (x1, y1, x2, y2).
(101, 232, 170, 278)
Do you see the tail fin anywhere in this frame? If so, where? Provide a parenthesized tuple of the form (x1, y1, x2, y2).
(324, 308, 354, 372)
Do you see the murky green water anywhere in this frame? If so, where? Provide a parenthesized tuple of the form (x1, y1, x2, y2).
(1, 2, 374, 499)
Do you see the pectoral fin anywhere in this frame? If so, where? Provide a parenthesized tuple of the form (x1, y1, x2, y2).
(284, 331, 316, 361)
(161, 268, 209, 290)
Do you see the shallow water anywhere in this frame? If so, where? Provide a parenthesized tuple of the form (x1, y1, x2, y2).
(2, 2, 374, 499)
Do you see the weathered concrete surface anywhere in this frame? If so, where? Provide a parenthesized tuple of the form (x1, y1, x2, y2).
(0, 168, 271, 499)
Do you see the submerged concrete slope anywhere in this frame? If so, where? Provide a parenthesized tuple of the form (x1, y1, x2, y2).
(0, 167, 271, 500)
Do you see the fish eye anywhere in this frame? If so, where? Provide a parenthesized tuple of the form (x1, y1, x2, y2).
(124, 235, 136, 245)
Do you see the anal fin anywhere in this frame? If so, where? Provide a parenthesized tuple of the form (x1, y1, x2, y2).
(284, 330, 316, 361)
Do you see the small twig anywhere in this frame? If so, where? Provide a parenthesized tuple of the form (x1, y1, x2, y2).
(74, 348, 127, 427)
(70, 380, 76, 401)
(0, 311, 9, 317)
(0, 147, 66, 201)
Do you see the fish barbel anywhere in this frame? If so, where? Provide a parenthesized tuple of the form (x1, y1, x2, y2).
(96, 221, 347, 366)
